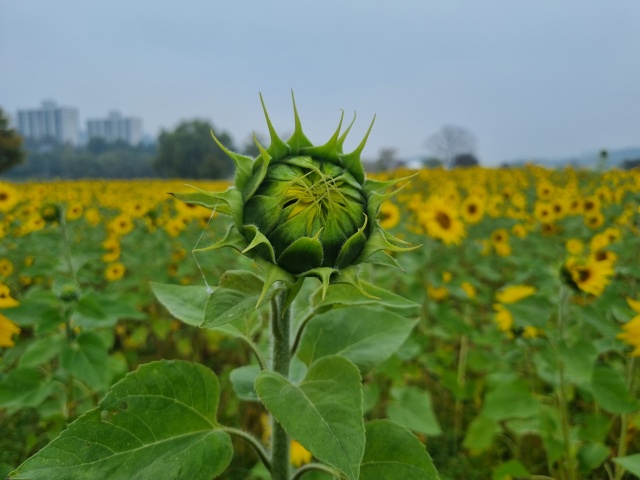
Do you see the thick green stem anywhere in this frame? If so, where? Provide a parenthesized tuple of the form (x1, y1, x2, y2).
(555, 285, 576, 480)
(271, 290, 291, 480)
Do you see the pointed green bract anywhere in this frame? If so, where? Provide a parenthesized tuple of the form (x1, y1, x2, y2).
(277, 236, 324, 274)
(210, 130, 253, 192)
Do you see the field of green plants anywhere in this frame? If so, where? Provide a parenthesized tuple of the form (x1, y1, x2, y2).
(1, 163, 640, 479)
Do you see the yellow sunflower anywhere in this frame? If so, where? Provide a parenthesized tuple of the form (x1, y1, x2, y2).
(536, 180, 555, 201)
(0, 313, 21, 347)
(290, 440, 313, 467)
(105, 263, 126, 282)
(0, 183, 19, 213)
(494, 304, 514, 332)
(427, 284, 449, 301)
(419, 196, 466, 245)
(617, 298, 640, 356)
(84, 207, 101, 227)
(0, 283, 20, 308)
(0, 258, 13, 278)
(66, 203, 84, 221)
(496, 284, 536, 304)
(108, 214, 135, 236)
(582, 196, 601, 215)
(460, 196, 485, 224)
(584, 211, 605, 230)
(522, 326, 542, 339)
(378, 201, 401, 230)
(533, 202, 554, 223)
(461, 281, 477, 299)
(102, 237, 121, 262)
(565, 239, 584, 255)
(564, 256, 614, 297)
(511, 224, 527, 239)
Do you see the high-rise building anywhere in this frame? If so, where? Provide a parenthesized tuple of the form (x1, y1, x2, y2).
(15, 100, 80, 145)
(86, 111, 143, 146)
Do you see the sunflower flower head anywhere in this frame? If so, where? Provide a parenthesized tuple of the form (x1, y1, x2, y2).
(418, 195, 466, 245)
(0, 283, 20, 309)
(617, 297, 640, 357)
(0, 313, 20, 348)
(174, 93, 416, 300)
(562, 256, 614, 297)
(0, 182, 19, 213)
(496, 284, 536, 304)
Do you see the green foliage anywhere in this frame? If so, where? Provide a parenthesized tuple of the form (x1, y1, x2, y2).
(385, 386, 442, 436)
(9, 360, 233, 480)
(0, 106, 25, 174)
(296, 306, 417, 373)
(360, 420, 440, 480)
(154, 120, 234, 179)
(256, 355, 365, 480)
(4, 141, 156, 180)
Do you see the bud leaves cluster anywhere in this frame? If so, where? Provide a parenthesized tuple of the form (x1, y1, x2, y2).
(174, 94, 415, 302)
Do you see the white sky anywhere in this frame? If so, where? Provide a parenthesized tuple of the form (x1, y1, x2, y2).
(1, 1, 639, 165)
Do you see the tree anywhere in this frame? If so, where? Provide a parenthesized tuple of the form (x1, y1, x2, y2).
(0, 107, 25, 174)
(421, 157, 444, 169)
(426, 125, 477, 168)
(621, 158, 640, 170)
(370, 148, 401, 172)
(153, 120, 235, 179)
(452, 153, 479, 168)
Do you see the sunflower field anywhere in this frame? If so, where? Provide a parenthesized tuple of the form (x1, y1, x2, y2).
(1, 164, 640, 479)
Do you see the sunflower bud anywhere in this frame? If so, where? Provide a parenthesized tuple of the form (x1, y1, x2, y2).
(176, 93, 415, 299)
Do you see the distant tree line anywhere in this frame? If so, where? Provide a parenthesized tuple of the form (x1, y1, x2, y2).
(2, 103, 639, 179)
(0, 118, 254, 181)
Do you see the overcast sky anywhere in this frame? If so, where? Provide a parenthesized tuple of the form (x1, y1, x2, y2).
(1, 1, 639, 165)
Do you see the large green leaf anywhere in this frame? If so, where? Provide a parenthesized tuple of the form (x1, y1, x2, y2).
(203, 270, 279, 328)
(0, 367, 58, 412)
(590, 365, 639, 414)
(614, 454, 640, 477)
(10, 360, 233, 480)
(150, 282, 209, 326)
(558, 339, 598, 387)
(313, 280, 420, 316)
(386, 386, 442, 436)
(229, 359, 307, 402)
(481, 378, 539, 421)
(19, 334, 66, 368)
(60, 331, 110, 390)
(255, 355, 365, 480)
(296, 306, 417, 372)
(463, 415, 501, 455)
(359, 420, 440, 480)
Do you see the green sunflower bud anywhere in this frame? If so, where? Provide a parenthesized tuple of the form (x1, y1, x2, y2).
(175, 93, 416, 300)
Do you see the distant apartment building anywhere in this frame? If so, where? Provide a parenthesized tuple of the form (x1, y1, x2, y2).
(86, 111, 143, 146)
(16, 100, 80, 145)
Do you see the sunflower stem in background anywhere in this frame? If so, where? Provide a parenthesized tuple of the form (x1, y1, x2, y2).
(614, 356, 637, 480)
(271, 289, 291, 480)
(555, 285, 577, 480)
(59, 208, 80, 418)
(453, 305, 471, 445)
(59, 207, 80, 291)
